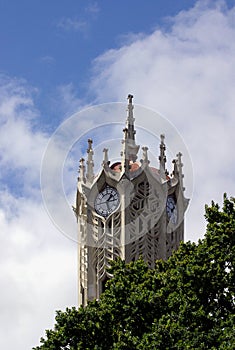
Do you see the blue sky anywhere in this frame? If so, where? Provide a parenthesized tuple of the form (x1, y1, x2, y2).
(1, 0, 201, 122)
(1, 1, 197, 85)
(1, 1, 235, 349)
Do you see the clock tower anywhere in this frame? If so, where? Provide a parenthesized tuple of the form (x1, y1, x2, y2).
(74, 95, 189, 306)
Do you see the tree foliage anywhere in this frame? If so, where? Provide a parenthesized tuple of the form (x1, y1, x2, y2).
(33, 195, 235, 349)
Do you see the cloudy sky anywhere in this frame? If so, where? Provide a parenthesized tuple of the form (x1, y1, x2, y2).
(1, 0, 235, 348)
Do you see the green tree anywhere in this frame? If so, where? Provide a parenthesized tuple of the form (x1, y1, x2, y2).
(34, 195, 235, 350)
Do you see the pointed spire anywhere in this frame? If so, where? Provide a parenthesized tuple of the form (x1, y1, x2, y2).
(86, 139, 94, 183)
(126, 94, 135, 141)
(159, 134, 166, 177)
(122, 94, 140, 163)
(78, 158, 86, 182)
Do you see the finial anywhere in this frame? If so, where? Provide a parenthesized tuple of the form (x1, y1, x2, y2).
(176, 152, 185, 191)
(86, 138, 94, 183)
(127, 94, 133, 104)
(159, 134, 166, 177)
(177, 152, 183, 163)
(172, 153, 185, 191)
(103, 148, 110, 166)
(172, 158, 177, 176)
(141, 146, 150, 165)
(87, 138, 93, 150)
(78, 157, 86, 182)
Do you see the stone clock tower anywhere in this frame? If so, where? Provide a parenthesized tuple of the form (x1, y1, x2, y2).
(74, 95, 189, 306)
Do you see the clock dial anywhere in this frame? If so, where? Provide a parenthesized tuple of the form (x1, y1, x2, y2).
(94, 186, 119, 217)
(166, 196, 177, 224)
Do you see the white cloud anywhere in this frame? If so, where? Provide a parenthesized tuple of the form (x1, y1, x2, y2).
(0, 76, 77, 349)
(89, 0, 235, 240)
(56, 2, 99, 37)
(85, 2, 100, 15)
(57, 17, 88, 32)
(39, 55, 55, 64)
(0, 75, 47, 192)
(0, 193, 77, 349)
(55, 83, 86, 118)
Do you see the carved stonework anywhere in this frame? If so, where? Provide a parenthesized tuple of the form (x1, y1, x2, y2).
(75, 95, 189, 306)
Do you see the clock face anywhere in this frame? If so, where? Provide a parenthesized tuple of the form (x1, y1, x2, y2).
(166, 196, 177, 224)
(94, 186, 119, 217)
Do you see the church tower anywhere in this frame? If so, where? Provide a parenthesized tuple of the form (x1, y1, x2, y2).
(74, 95, 189, 306)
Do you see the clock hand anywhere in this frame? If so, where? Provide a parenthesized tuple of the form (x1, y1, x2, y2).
(99, 196, 116, 205)
(107, 194, 112, 201)
(99, 200, 110, 205)
(107, 198, 117, 203)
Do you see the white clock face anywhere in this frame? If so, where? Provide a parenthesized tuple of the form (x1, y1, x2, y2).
(94, 186, 119, 217)
(166, 196, 177, 224)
